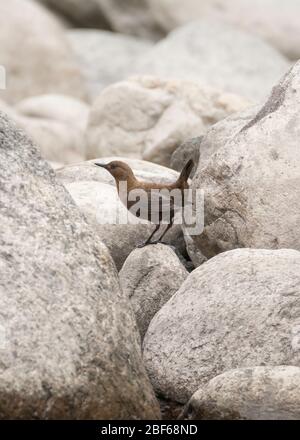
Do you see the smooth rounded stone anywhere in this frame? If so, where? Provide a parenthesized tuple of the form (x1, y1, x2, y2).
(0, 0, 86, 104)
(170, 137, 202, 176)
(192, 61, 300, 259)
(119, 245, 188, 339)
(68, 30, 153, 101)
(146, 0, 300, 60)
(64, 179, 186, 271)
(182, 366, 300, 420)
(86, 76, 249, 165)
(38, 0, 111, 29)
(143, 249, 300, 403)
(136, 20, 290, 101)
(0, 113, 160, 419)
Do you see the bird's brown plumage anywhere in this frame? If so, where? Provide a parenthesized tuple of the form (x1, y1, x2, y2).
(95, 159, 194, 246)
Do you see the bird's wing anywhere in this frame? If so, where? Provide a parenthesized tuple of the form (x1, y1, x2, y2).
(127, 188, 183, 223)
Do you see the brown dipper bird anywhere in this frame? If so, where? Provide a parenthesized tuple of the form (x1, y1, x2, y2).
(95, 159, 194, 246)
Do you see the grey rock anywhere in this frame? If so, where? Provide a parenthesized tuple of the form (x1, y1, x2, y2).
(120, 244, 188, 339)
(192, 61, 300, 259)
(143, 249, 300, 403)
(0, 113, 160, 419)
(182, 366, 300, 420)
(0, 0, 86, 104)
(68, 30, 153, 101)
(136, 20, 290, 101)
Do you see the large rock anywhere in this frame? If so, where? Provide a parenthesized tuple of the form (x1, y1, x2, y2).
(143, 249, 300, 403)
(0, 0, 86, 104)
(0, 113, 160, 419)
(182, 367, 300, 420)
(57, 158, 186, 270)
(146, 0, 300, 60)
(192, 61, 300, 259)
(68, 30, 152, 100)
(0, 95, 89, 164)
(86, 76, 249, 165)
(120, 245, 188, 339)
(136, 20, 290, 101)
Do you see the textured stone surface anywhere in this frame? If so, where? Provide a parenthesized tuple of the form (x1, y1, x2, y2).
(120, 245, 188, 339)
(0, 0, 86, 104)
(192, 61, 300, 258)
(143, 249, 300, 403)
(146, 0, 300, 59)
(182, 367, 300, 420)
(68, 30, 152, 100)
(136, 20, 289, 101)
(86, 76, 249, 165)
(57, 159, 186, 270)
(0, 113, 160, 419)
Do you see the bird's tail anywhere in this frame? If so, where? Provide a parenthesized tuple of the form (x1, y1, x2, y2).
(177, 159, 194, 184)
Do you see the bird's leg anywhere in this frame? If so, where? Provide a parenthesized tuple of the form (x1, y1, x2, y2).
(151, 216, 175, 245)
(137, 223, 161, 248)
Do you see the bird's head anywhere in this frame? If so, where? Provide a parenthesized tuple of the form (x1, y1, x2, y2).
(95, 160, 135, 183)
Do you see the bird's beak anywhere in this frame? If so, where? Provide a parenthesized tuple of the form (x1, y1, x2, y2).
(94, 163, 107, 169)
